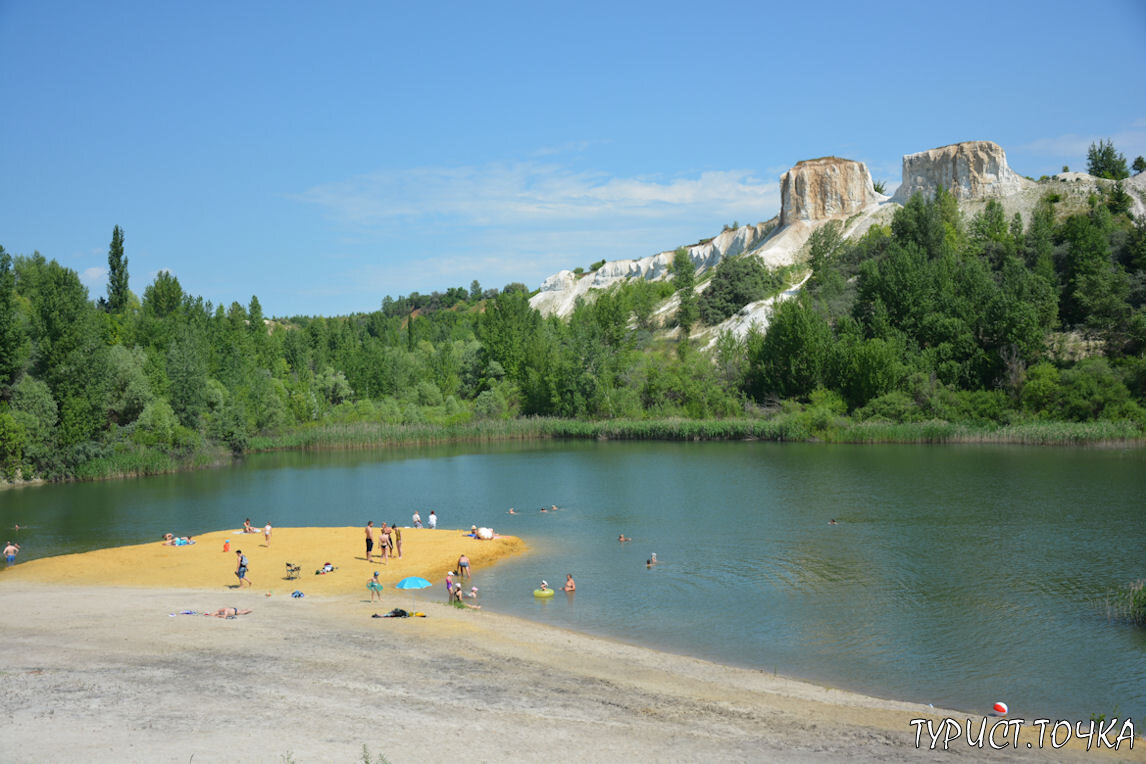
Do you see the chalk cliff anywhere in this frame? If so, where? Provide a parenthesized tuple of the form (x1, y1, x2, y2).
(892, 140, 1032, 203)
(530, 223, 773, 318)
(779, 157, 883, 226)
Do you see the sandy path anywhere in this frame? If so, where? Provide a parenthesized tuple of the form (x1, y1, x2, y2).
(0, 530, 1141, 763)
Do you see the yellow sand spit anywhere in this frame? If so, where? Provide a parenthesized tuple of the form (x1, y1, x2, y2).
(5, 526, 524, 595)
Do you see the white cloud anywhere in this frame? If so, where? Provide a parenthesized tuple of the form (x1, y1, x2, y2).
(1018, 128, 1146, 160)
(529, 138, 612, 157)
(80, 266, 106, 288)
(292, 161, 780, 230)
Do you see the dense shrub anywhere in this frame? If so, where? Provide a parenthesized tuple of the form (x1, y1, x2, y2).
(698, 255, 780, 325)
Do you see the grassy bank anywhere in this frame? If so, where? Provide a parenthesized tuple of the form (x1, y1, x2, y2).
(58, 444, 231, 483)
(247, 416, 1145, 453)
(8, 416, 1140, 489)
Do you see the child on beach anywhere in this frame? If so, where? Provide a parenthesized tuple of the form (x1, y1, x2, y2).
(368, 571, 383, 601)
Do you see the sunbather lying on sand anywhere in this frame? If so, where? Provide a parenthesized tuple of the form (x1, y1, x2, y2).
(208, 607, 252, 618)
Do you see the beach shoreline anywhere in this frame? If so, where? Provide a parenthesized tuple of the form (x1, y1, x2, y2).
(1, 532, 1141, 762)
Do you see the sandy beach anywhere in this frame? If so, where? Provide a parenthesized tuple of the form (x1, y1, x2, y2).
(1, 527, 1141, 763)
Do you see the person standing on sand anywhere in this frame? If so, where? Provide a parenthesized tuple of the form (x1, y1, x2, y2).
(365, 521, 376, 562)
(390, 523, 402, 559)
(4, 541, 19, 566)
(235, 550, 251, 587)
(368, 571, 383, 601)
(412, 511, 422, 528)
(428, 511, 437, 529)
(263, 522, 272, 547)
(379, 523, 390, 563)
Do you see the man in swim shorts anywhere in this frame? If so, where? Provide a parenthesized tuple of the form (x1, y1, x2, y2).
(365, 521, 375, 562)
(235, 550, 251, 587)
(4, 541, 19, 566)
(456, 553, 471, 580)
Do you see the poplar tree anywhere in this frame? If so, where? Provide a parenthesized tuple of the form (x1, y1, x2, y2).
(672, 247, 698, 334)
(107, 225, 129, 313)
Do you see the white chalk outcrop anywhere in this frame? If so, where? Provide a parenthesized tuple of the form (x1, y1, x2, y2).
(892, 140, 1032, 203)
(530, 156, 889, 319)
(530, 141, 1054, 337)
(780, 157, 884, 226)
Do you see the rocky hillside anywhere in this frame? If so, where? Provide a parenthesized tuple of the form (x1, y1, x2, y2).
(530, 140, 1146, 343)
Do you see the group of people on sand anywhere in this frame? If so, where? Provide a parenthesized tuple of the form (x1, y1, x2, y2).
(410, 510, 436, 529)
(242, 518, 273, 546)
(364, 520, 402, 563)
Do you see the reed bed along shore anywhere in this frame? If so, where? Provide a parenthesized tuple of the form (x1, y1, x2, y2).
(247, 416, 1144, 453)
(7, 416, 1141, 488)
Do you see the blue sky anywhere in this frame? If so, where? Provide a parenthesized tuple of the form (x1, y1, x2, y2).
(2, 1, 1145, 317)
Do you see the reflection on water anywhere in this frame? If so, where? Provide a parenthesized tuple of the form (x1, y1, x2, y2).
(2, 440, 1145, 720)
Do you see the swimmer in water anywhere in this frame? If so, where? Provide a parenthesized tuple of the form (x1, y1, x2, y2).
(618, 534, 631, 542)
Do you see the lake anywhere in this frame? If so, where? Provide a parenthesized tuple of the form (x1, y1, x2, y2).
(2, 440, 1144, 720)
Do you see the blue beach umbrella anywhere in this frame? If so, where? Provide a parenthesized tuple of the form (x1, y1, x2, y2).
(396, 576, 432, 610)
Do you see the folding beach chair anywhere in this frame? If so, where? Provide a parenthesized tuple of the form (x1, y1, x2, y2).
(285, 562, 301, 580)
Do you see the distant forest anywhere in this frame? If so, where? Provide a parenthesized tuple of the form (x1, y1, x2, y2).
(2, 169, 1145, 480)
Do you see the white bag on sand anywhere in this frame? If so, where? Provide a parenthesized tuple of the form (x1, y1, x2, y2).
(476, 527, 494, 540)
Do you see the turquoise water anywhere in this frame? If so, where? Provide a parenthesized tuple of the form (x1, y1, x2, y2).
(2, 440, 1144, 720)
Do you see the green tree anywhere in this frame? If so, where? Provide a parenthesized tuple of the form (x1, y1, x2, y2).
(698, 255, 778, 325)
(1087, 139, 1129, 180)
(166, 325, 209, 428)
(1133, 156, 1146, 175)
(1023, 196, 1057, 285)
(1059, 206, 1114, 326)
(807, 220, 844, 276)
(106, 225, 130, 313)
(744, 297, 833, 400)
(105, 344, 154, 427)
(478, 289, 540, 383)
(0, 247, 26, 394)
(671, 247, 698, 334)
